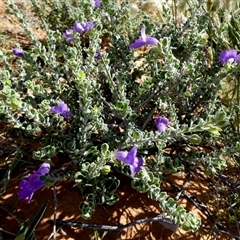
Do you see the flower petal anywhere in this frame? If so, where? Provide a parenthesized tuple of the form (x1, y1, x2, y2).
(92, 0, 100, 7)
(50, 106, 62, 114)
(13, 48, 24, 58)
(66, 37, 75, 42)
(63, 29, 75, 42)
(59, 101, 68, 112)
(74, 22, 85, 33)
(18, 179, 35, 203)
(130, 39, 148, 49)
(155, 117, 169, 132)
(85, 21, 96, 32)
(95, 50, 101, 60)
(130, 37, 159, 49)
(126, 146, 137, 165)
(62, 112, 72, 118)
(219, 49, 237, 64)
(51, 101, 71, 118)
(235, 54, 240, 62)
(74, 21, 96, 34)
(145, 36, 159, 46)
(115, 146, 143, 178)
(18, 187, 32, 200)
(63, 29, 73, 37)
(115, 151, 128, 162)
(18, 163, 51, 203)
(134, 157, 143, 173)
(27, 174, 44, 191)
(130, 157, 143, 177)
(37, 163, 51, 175)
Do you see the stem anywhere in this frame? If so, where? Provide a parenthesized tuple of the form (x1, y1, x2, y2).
(237, 76, 240, 134)
(47, 214, 175, 231)
(53, 184, 57, 240)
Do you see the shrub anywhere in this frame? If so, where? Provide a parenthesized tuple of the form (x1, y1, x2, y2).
(1, 0, 240, 236)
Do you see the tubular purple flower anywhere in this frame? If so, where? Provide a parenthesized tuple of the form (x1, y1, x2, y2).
(63, 29, 75, 42)
(18, 163, 50, 203)
(50, 101, 72, 119)
(115, 146, 143, 177)
(219, 49, 240, 65)
(155, 116, 169, 132)
(13, 48, 24, 58)
(94, 50, 101, 60)
(92, 0, 100, 7)
(74, 21, 96, 34)
(130, 26, 159, 49)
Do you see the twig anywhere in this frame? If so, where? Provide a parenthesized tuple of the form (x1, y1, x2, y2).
(232, 209, 240, 236)
(141, 108, 155, 130)
(0, 204, 22, 224)
(47, 214, 176, 232)
(165, 178, 217, 224)
(0, 227, 16, 237)
(53, 184, 57, 239)
(175, 172, 191, 201)
(200, 226, 240, 239)
(46, 216, 240, 239)
(133, 88, 160, 112)
(164, 173, 240, 239)
(48, 184, 58, 240)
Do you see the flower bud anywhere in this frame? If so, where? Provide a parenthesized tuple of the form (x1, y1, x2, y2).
(101, 165, 111, 175)
(11, 99, 20, 108)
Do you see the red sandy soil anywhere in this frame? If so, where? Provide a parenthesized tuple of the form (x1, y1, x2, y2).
(0, 159, 237, 240)
(0, 1, 238, 239)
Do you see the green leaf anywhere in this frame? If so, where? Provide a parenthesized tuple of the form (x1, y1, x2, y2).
(15, 219, 30, 240)
(25, 201, 49, 240)
(162, 37, 169, 47)
(80, 202, 94, 220)
(189, 134, 201, 144)
(101, 143, 109, 153)
(105, 193, 119, 205)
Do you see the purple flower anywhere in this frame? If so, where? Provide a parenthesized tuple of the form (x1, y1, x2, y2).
(115, 146, 143, 177)
(13, 48, 24, 58)
(63, 29, 75, 42)
(219, 49, 240, 65)
(50, 101, 72, 119)
(74, 21, 96, 34)
(92, 0, 100, 7)
(18, 163, 50, 203)
(155, 116, 169, 132)
(94, 50, 101, 60)
(130, 26, 159, 49)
